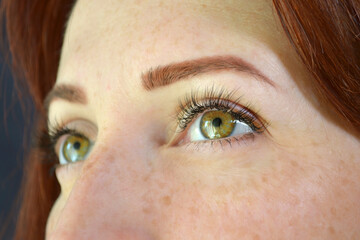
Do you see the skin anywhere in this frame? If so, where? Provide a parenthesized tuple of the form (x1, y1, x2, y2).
(46, 0, 360, 239)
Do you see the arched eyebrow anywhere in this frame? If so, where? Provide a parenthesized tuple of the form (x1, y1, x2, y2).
(142, 55, 276, 90)
(44, 84, 87, 112)
(45, 55, 276, 111)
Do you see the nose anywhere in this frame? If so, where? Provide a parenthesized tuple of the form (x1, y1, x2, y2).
(47, 138, 157, 240)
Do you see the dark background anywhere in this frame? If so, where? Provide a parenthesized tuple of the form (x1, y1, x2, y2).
(0, 53, 34, 239)
(0, 0, 30, 237)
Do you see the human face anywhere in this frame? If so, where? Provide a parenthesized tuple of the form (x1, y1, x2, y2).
(46, 0, 360, 239)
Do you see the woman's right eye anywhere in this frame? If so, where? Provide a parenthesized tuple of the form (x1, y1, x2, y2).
(58, 134, 92, 165)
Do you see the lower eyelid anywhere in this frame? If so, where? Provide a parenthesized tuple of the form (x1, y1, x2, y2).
(55, 159, 84, 184)
(180, 133, 257, 152)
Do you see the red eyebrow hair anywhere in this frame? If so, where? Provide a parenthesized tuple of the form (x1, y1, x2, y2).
(44, 56, 274, 111)
(44, 84, 87, 111)
(141, 55, 275, 90)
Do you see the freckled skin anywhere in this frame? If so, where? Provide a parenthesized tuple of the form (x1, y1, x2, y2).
(46, 0, 360, 239)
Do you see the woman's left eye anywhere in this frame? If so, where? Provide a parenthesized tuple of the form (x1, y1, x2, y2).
(58, 135, 92, 165)
(188, 110, 255, 142)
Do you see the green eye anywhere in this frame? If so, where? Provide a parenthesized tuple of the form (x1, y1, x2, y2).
(60, 135, 91, 164)
(188, 110, 254, 142)
(200, 111, 235, 139)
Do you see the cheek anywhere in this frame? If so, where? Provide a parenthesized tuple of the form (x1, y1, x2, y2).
(46, 135, 360, 239)
(46, 193, 66, 238)
(241, 146, 360, 237)
(150, 144, 360, 238)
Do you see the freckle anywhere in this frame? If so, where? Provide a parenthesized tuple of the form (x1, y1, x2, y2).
(330, 207, 337, 217)
(83, 159, 97, 173)
(161, 196, 172, 206)
(142, 175, 149, 182)
(75, 44, 81, 53)
(98, 143, 109, 153)
(253, 234, 260, 240)
(143, 207, 152, 214)
(290, 160, 299, 167)
(310, 140, 320, 146)
(341, 178, 350, 185)
(288, 218, 296, 226)
(151, 219, 157, 226)
(261, 176, 268, 183)
(328, 226, 335, 235)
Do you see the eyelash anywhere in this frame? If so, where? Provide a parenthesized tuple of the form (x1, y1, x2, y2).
(40, 87, 268, 170)
(176, 86, 267, 134)
(39, 121, 89, 171)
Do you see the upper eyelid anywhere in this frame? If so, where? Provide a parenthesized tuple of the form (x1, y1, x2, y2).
(48, 119, 98, 138)
(179, 103, 266, 131)
(176, 87, 267, 129)
(51, 127, 94, 152)
(49, 127, 86, 151)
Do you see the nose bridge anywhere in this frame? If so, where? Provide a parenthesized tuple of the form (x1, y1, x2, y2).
(49, 136, 155, 240)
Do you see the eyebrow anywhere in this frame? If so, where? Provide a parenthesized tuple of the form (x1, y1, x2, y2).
(44, 84, 87, 111)
(142, 55, 275, 90)
(45, 55, 275, 111)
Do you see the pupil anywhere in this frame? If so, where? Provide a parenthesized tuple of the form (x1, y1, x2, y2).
(73, 141, 81, 150)
(212, 117, 222, 127)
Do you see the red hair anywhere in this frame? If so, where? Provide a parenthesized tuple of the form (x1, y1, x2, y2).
(1, 1, 74, 239)
(273, 0, 360, 131)
(1, 0, 359, 239)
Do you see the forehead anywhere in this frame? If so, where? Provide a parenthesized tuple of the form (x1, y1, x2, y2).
(60, 0, 284, 67)
(56, 0, 303, 113)
(66, 0, 277, 36)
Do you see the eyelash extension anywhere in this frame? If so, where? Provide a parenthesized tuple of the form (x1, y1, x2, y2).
(176, 86, 267, 134)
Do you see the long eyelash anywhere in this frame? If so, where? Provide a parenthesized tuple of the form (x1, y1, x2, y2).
(36, 122, 62, 176)
(38, 120, 86, 174)
(176, 86, 267, 133)
(48, 119, 89, 147)
(48, 121, 74, 147)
